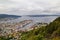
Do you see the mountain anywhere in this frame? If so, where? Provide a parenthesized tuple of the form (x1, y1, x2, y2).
(0, 14, 21, 18)
(25, 15, 60, 17)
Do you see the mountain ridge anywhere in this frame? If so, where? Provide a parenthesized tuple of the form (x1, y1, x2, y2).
(0, 14, 21, 18)
(24, 15, 60, 17)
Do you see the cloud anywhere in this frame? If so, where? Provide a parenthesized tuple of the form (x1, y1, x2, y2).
(0, 0, 60, 15)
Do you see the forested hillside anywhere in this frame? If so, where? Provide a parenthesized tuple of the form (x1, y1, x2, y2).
(21, 17, 60, 40)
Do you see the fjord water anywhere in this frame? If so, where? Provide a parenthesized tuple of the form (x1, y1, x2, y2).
(18, 16, 58, 23)
(0, 15, 59, 24)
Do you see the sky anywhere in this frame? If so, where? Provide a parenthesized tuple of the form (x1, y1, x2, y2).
(0, 0, 60, 15)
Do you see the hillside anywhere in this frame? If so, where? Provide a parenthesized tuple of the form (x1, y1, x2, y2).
(21, 17, 60, 40)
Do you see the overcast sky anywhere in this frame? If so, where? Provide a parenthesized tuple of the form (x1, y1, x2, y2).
(0, 0, 60, 15)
